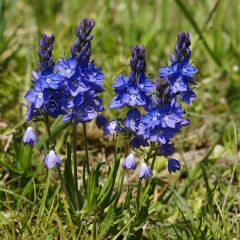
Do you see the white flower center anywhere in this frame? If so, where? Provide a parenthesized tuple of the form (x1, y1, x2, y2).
(152, 116, 157, 121)
(66, 69, 71, 74)
(130, 95, 136, 100)
(164, 116, 169, 121)
(130, 119, 135, 125)
(46, 78, 51, 83)
(174, 82, 179, 87)
(109, 121, 117, 129)
(38, 92, 43, 98)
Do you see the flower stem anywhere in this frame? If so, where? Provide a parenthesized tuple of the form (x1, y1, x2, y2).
(44, 114, 54, 150)
(136, 179, 142, 211)
(57, 165, 75, 212)
(82, 123, 90, 173)
(73, 118, 78, 190)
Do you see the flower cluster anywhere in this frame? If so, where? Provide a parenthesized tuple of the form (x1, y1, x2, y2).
(23, 18, 104, 168)
(98, 32, 198, 177)
(24, 18, 104, 125)
(109, 45, 154, 109)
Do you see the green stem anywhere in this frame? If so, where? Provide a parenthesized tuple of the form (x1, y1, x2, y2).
(82, 123, 90, 173)
(113, 170, 125, 207)
(57, 166, 75, 212)
(136, 179, 142, 211)
(150, 152, 158, 170)
(124, 132, 130, 158)
(73, 118, 78, 190)
(44, 114, 54, 150)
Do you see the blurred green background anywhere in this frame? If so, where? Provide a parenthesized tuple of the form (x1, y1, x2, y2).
(1, 0, 240, 239)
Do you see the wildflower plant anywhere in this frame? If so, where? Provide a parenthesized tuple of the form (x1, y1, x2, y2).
(22, 18, 198, 238)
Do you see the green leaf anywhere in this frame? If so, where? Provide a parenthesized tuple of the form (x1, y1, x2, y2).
(132, 206, 148, 227)
(98, 146, 120, 209)
(99, 207, 115, 238)
(64, 142, 83, 211)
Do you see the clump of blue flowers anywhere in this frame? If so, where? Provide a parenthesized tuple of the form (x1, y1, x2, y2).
(98, 32, 198, 176)
(22, 24, 198, 238)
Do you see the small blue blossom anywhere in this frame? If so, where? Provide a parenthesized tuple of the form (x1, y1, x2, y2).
(167, 158, 181, 173)
(139, 163, 152, 179)
(37, 68, 63, 90)
(23, 127, 38, 145)
(24, 83, 49, 109)
(55, 57, 77, 79)
(122, 153, 137, 170)
(123, 108, 141, 132)
(44, 150, 61, 168)
(159, 143, 176, 156)
(96, 115, 108, 129)
(102, 120, 124, 136)
(131, 136, 149, 149)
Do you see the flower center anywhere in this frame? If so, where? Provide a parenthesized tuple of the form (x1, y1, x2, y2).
(157, 130, 163, 135)
(164, 116, 169, 121)
(130, 119, 135, 125)
(38, 92, 43, 98)
(72, 80, 78, 87)
(66, 69, 71, 74)
(130, 95, 137, 101)
(109, 121, 117, 129)
(152, 116, 158, 121)
(46, 78, 51, 83)
(174, 82, 180, 87)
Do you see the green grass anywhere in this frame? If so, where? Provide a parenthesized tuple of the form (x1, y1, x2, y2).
(1, 0, 240, 239)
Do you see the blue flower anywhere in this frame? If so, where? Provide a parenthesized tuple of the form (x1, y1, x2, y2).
(44, 150, 61, 168)
(44, 98, 67, 118)
(144, 126, 176, 144)
(67, 76, 90, 97)
(25, 104, 41, 121)
(167, 158, 181, 173)
(96, 115, 108, 129)
(142, 108, 161, 128)
(23, 127, 37, 145)
(102, 120, 124, 135)
(139, 163, 152, 179)
(131, 136, 149, 149)
(159, 143, 176, 156)
(24, 83, 49, 109)
(123, 108, 141, 132)
(83, 62, 105, 93)
(122, 153, 137, 170)
(55, 57, 77, 79)
(37, 68, 64, 90)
